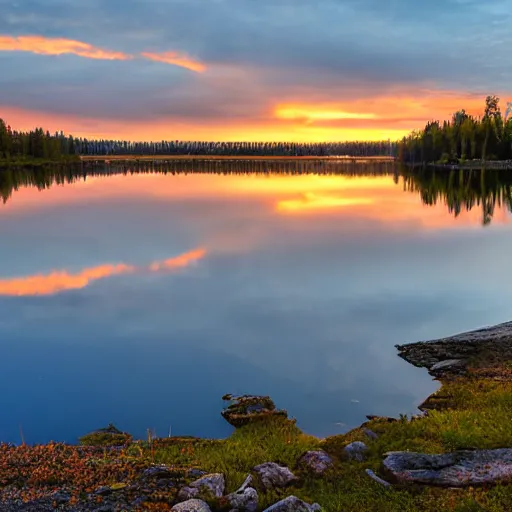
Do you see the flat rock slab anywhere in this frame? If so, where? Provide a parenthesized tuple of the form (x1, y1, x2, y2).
(253, 462, 298, 489)
(297, 450, 333, 474)
(383, 448, 512, 487)
(221, 394, 288, 427)
(396, 321, 512, 378)
(262, 496, 321, 512)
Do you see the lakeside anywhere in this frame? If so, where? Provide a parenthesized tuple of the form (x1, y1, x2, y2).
(2, 322, 512, 511)
(80, 155, 395, 163)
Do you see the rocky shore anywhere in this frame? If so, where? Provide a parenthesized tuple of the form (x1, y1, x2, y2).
(2, 322, 512, 511)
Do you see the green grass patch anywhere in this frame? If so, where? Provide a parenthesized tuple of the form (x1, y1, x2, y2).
(143, 376, 512, 511)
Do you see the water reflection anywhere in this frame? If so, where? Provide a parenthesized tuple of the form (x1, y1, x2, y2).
(0, 249, 205, 296)
(0, 162, 511, 444)
(1, 161, 512, 225)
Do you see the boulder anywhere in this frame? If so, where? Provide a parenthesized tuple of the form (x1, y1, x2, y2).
(172, 499, 212, 512)
(383, 448, 512, 487)
(253, 462, 298, 490)
(222, 394, 288, 427)
(363, 428, 379, 440)
(227, 482, 258, 512)
(262, 496, 321, 511)
(178, 473, 225, 500)
(344, 441, 368, 462)
(297, 450, 333, 474)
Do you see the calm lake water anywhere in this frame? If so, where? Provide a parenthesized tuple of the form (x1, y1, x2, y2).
(1, 162, 512, 444)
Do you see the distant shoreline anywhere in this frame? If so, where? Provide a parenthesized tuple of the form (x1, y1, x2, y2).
(80, 154, 396, 162)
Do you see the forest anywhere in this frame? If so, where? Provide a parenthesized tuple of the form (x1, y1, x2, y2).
(0, 119, 79, 163)
(0, 116, 396, 160)
(397, 96, 512, 164)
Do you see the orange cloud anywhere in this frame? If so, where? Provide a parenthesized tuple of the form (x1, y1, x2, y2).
(141, 51, 206, 72)
(0, 248, 206, 296)
(0, 34, 131, 60)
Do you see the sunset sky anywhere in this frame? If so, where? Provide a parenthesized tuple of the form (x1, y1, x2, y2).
(0, 0, 511, 142)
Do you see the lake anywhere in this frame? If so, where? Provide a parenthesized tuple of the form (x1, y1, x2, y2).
(1, 161, 512, 445)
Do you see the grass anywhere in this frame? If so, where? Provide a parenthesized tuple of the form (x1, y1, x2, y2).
(141, 374, 512, 511)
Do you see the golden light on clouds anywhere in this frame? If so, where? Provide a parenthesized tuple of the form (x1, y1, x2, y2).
(0, 35, 132, 60)
(0, 248, 206, 296)
(141, 51, 206, 72)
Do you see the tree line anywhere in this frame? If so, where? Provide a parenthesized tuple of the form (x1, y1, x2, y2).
(75, 140, 398, 157)
(0, 116, 397, 159)
(397, 96, 512, 164)
(0, 119, 79, 162)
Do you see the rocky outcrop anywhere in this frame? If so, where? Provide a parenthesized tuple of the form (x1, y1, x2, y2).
(396, 321, 512, 379)
(383, 448, 512, 487)
(344, 441, 368, 462)
(171, 499, 212, 512)
(253, 462, 298, 489)
(221, 395, 288, 427)
(262, 496, 321, 511)
(297, 450, 333, 474)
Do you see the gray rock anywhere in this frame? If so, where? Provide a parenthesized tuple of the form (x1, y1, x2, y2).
(365, 469, 391, 487)
(253, 462, 298, 489)
(178, 486, 200, 501)
(430, 359, 464, 371)
(344, 441, 368, 461)
(227, 485, 258, 511)
(297, 450, 333, 474)
(262, 496, 321, 511)
(178, 473, 225, 501)
(190, 473, 225, 497)
(51, 492, 70, 505)
(141, 465, 172, 480)
(363, 428, 379, 440)
(383, 448, 512, 487)
(172, 499, 212, 512)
